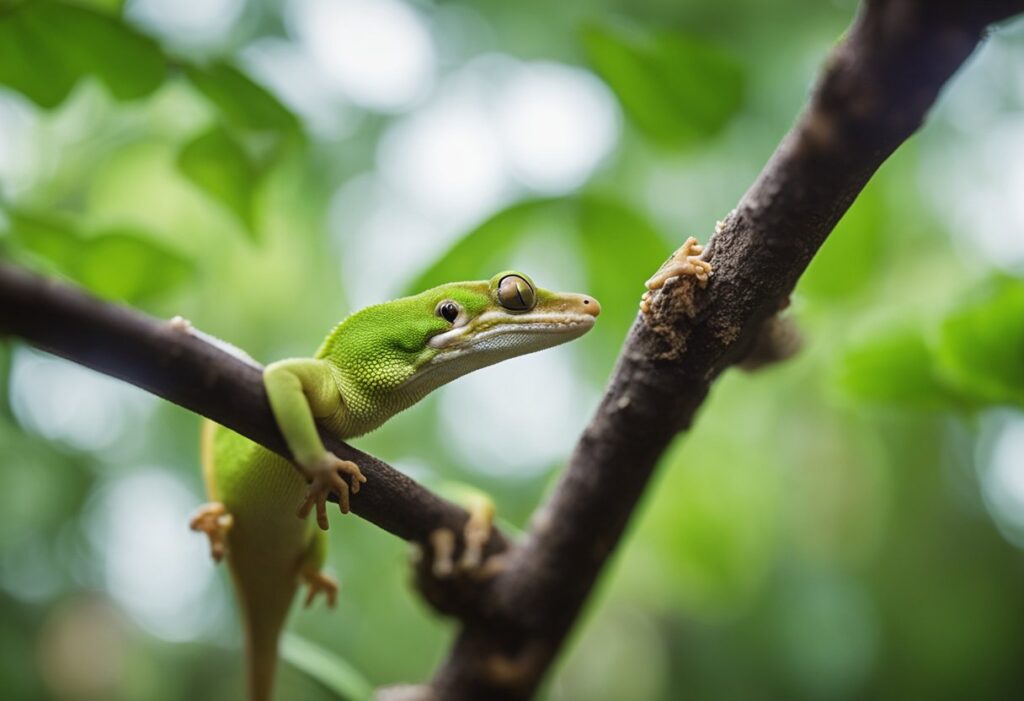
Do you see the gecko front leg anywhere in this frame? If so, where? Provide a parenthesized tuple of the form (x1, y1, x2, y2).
(264, 358, 367, 530)
(640, 236, 713, 314)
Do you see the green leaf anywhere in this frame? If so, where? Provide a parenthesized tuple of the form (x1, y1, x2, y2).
(183, 61, 300, 133)
(837, 324, 962, 410)
(5, 212, 83, 271)
(581, 22, 745, 148)
(178, 63, 300, 228)
(0, 6, 78, 108)
(0, 2, 166, 108)
(281, 633, 373, 701)
(7, 211, 193, 303)
(32, 3, 165, 100)
(935, 277, 1024, 408)
(177, 126, 259, 232)
(77, 229, 194, 301)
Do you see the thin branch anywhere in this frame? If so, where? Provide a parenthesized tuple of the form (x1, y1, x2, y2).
(429, 1, 1024, 698)
(0, 263, 509, 554)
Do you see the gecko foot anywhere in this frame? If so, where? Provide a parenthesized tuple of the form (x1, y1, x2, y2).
(301, 569, 339, 608)
(427, 496, 506, 581)
(190, 502, 234, 563)
(297, 453, 367, 530)
(645, 237, 713, 291)
(641, 237, 713, 314)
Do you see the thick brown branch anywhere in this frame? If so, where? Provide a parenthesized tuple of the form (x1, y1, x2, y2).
(0, 263, 508, 555)
(429, 1, 1024, 698)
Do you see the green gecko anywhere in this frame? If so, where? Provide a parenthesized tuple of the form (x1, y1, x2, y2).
(183, 271, 600, 701)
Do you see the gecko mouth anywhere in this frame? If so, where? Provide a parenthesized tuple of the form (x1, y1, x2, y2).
(428, 312, 596, 352)
(401, 305, 598, 397)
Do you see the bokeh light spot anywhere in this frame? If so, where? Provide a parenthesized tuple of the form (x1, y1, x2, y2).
(86, 469, 224, 642)
(439, 346, 595, 479)
(981, 411, 1024, 546)
(377, 84, 509, 226)
(494, 61, 620, 194)
(126, 0, 244, 48)
(289, 0, 436, 113)
(0, 92, 39, 197)
(10, 348, 155, 454)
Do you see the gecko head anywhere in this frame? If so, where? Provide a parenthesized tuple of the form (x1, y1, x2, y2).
(420, 271, 600, 365)
(325, 272, 600, 423)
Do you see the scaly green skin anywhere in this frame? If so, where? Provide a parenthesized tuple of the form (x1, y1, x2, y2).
(197, 272, 600, 701)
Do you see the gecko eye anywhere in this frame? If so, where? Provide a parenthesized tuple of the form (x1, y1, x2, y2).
(497, 274, 535, 311)
(437, 301, 460, 323)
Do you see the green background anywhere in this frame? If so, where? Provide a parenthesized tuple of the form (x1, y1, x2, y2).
(1, 0, 1023, 700)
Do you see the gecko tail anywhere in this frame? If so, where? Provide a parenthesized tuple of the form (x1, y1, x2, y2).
(235, 575, 298, 701)
(246, 620, 283, 701)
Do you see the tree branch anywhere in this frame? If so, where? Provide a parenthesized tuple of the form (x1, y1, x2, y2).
(0, 263, 509, 555)
(428, 1, 1024, 698)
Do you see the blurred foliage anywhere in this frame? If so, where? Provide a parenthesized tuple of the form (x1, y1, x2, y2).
(936, 277, 1024, 408)
(839, 276, 1024, 410)
(5, 209, 193, 303)
(581, 21, 746, 148)
(181, 61, 300, 134)
(1, 0, 1023, 700)
(0, 2, 165, 108)
(177, 126, 262, 233)
(176, 61, 302, 233)
(280, 634, 373, 701)
(838, 322, 960, 410)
